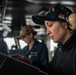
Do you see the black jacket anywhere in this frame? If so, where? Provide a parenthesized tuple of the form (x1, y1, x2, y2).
(32, 31, 76, 75)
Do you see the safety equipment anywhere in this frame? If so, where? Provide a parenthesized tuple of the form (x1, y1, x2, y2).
(68, 13, 76, 30)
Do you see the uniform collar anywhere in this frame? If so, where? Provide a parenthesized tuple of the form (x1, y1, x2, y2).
(61, 31, 76, 51)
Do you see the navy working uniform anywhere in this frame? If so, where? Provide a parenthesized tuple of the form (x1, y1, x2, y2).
(20, 39, 49, 66)
(48, 31, 76, 75)
(32, 31, 76, 75)
(31, 3, 76, 75)
(0, 39, 8, 55)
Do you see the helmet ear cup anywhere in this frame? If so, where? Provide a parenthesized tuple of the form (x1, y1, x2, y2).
(68, 13, 76, 30)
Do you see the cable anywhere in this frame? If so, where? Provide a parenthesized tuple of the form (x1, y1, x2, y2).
(0, 58, 7, 69)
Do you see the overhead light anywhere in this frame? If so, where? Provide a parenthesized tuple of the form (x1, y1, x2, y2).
(25, 15, 32, 19)
(61, 1, 75, 5)
(26, 0, 75, 6)
(38, 10, 46, 15)
(4, 16, 12, 20)
(3, 20, 12, 23)
(0, 23, 11, 37)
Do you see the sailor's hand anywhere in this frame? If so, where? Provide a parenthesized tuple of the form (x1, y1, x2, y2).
(11, 54, 32, 64)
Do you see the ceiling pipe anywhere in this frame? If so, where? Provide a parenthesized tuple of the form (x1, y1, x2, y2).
(26, 0, 76, 6)
(2, 0, 8, 23)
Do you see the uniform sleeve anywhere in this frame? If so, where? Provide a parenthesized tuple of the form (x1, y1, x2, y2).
(38, 43, 49, 66)
(0, 40, 8, 55)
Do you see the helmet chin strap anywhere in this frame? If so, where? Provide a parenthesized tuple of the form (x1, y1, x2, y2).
(68, 13, 76, 30)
